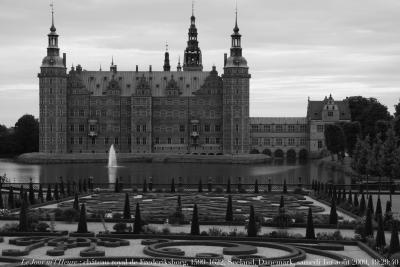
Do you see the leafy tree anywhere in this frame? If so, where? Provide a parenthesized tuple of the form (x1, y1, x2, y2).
(324, 124, 346, 160)
(8, 186, 14, 209)
(379, 129, 398, 178)
(390, 221, 400, 254)
(14, 114, 39, 153)
(375, 120, 390, 142)
(133, 203, 142, 234)
(305, 207, 315, 239)
(352, 136, 370, 175)
(394, 116, 400, 138)
(366, 135, 383, 177)
(123, 193, 131, 219)
(77, 203, 88, 233)
(340, 121, 361, 156)
(385, 201, 393, 223)
(375, 214, 386, 249)
(393, 147, 400, 180)
(329, 198, 338, 225)
(190, 204, 200, 235)
(59, 177, 65, 197)
(247, 205, 257, 237)
(347, 96, 391, 138)
(225, 195, 233, 221)
(395, 100, 400, 117)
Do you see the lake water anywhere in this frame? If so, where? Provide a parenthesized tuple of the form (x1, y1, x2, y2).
(0, 158, 350, 185)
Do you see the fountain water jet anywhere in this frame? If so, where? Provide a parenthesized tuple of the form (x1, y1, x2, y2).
(108, 144, 118, 168)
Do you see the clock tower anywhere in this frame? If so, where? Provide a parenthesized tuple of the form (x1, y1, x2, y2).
(222, 11, 251, 154)
(38, 5, 67, 153)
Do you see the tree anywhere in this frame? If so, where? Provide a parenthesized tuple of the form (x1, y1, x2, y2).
(305, 207, 315, 239)
(375, 120, 390, 142)
(283, 180, 287, 194)
(385, 201, 393, 223)
(114, 177, 119, 193)
(190, 204, 200, 235)
(347, 96, 391, 138)
(226, 178, 231, 193)
(367, 195, 374, 215)
(170, 178, 175, 193)
(38, 184, 44, 203)
(279, 195, 285, 209)
(254, 179, 259, 194)
(225, 195, 233, 221)
(123, 193, 131, 220)
(375, 214, 386, 250)
(18, 196, 28, 232)
(0, 184, 3, 209)
(359, 193, 366, 215)
(340, 121, 361, 156)
(8, 186, 14, 209)
(394, 116, 400, 138)
(82, 178, 87, 193)
(247, 205, 257, 237)
(73, 193, 79, 211)
(46, 184, 52, 202)
(395, 100, 400, 117)
(14, 114, 39, 153)
(347, 190, 353, 205)
(390, 221, 400, 254)
(78, 179, 82, 193)
(375, 197, 382, 222)
(329, 198, 338, 225)
(28, 179, 35, 205)
(142, 178, 147, 193)
(198, 179, 203, 193)
(352, 136, 370, 175)
(379, 129, 398, 178)
(324, 124, 346, 160)
(353, 193, 359, 208)
(66, 181, 71, 196)
(133, 203, 142, 234)
(59, 177, 65, 197)
(364, 208, 374, 237)
(77, 203, 88, 233)
(53, 183, 59, 201)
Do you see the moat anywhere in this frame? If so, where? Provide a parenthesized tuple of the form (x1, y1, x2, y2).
(0, 158, 350, 185)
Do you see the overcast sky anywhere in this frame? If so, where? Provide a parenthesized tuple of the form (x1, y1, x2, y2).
(0, 0, 399, 126)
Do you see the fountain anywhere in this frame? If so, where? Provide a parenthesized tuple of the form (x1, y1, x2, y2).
(108, 144, 118, 167)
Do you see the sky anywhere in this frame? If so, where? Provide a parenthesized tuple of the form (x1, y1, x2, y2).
(0, 0, 399, 127)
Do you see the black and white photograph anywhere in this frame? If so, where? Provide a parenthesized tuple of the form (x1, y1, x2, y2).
(0, 0, 399, 266)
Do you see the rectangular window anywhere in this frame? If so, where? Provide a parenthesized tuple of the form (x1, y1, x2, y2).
(300, 138, 306, 145)
(215, 125, 221, 132)
(288, 138, 295, 145)
(205, 137, 210, 144)
(78, 137, 83, 144)
(317, 125, 324, 132)
(142, 125, 146, 132)
(179, 125, 185, 132)
(136, 125, 140, 132)
(142, 138, 146, 145)
(318, 140, 323, 148)
(288, 125, 295, 132)
(128, 137, 131, 145)
(180, 138, 185, 144)
(101, 110, 106, 117)
(264, 138, 270, 146)
(204, 124, 210, 132)
(300, 125, 306, 132)
(70, 137, 74, 144)
(136, 138, 140, 145)
(236, 124, 239, 132)
(79, 110, 84, 117)
(216, 138, 220, 144)
(114, 138, 119, 145)
(263, 125, 271, 132)
(91, 138, 96, 145)
(89, 125, 95, 131)
(275, 125, 283, 132)
(168, 138, 172, 144)
(192, 125, 198, 132)
(105, 137, 109, 145)
(251, 138, 258, 145)
(251, 125, 258, 132)
(328, 111, 333, 117)
(70, 124, 74, 132)
(276, 138, 282, 146)
(79, 124, 85, 132)
(155, 137, 159, 144)
(235, 138, 239, 145)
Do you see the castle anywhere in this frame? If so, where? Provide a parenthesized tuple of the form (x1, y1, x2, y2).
(38, 7, 350, 159)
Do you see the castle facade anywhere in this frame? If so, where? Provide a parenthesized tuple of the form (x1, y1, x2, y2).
(38, 9, 350, 158)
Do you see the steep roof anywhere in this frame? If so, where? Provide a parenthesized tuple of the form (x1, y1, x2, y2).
(307, 98, 351, 120)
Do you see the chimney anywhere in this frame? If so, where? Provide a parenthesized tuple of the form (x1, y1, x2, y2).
(149, 65, 152, 72)
(224, 53, 227, 67)
(63, 53, 66, 67)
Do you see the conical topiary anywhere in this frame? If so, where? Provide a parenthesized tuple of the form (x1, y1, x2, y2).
(29, 179, 35, 205)
(123, 193, 131, 219)
(38, 184, 44, 203)
(8, 186, 14, 209)
(225, 195, 233, 221)
(283, 180, 287, 194)
(353, 193, 359, 208)
(337, 188, 342, 204)
(53, 183, 59, 200)
(73, 193, 79, 211)
(142, 178, 147, 193)
(170, 178, 175, 193)
(367, 195, 374, 215)
(364, 208, 373, 237)
(60, 177, 65, 197)
(190, 204, 200, 235)
(306, 207, 315, 239)
(247, 205, 257, 237)
(279, 195, 285, 209)
(18, 195, 28, 232)
(226, 178, 231, 193)
(385, 201, 393, 222)
(198, 179, 203, 193)
(329, 197, 338, 225)
(375, 214, 386, 249)
(347, 190, 352, 205)
(77, 203, 88, 233)
(390, 221, 400, 254)
(66, 180, 71, 196)
(359, 193, 366, 215)
(133, 203, 142, 234)
(83, 178, 87, 193)
(254, 179, 259, 194)
(114, 177, 119, 193)
(46, 184, 52, 202)
(375, 197, 382, 222)
(268, 179, 272, 192)
(78, 179, 82, 193)
(341, 188, 346, 203)
(0, 184, 3, 209)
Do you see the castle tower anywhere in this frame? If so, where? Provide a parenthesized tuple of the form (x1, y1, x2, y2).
(222, 10, 251, 154)
(163, 43, 171, 71)
(38, 4, 67, 153)
(182, 4, 203, 71)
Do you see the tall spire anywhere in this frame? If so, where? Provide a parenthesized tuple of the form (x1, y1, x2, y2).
(177, 56, 182, 71)
(183, 1, 202, 71)
(50, 1, 56, 32)
(163, 42, 171, 71)
(234, 0, 239, 32)
(230, 3, 242, 58)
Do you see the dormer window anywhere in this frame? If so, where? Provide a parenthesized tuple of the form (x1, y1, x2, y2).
(103, 77, 107, 81)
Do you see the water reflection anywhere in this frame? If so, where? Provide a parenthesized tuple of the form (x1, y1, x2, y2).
(0, 158, 352, 185)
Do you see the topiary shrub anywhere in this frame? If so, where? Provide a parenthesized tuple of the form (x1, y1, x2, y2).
(113, 222, 128, 233)
(272, 213, 292, 228)
(214, 186, 224, 193)
(36, 222, 50, 232)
